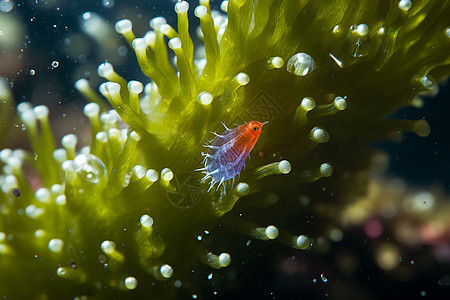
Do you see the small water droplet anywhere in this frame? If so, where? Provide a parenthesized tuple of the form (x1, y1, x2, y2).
(51, 61, 59, 68)
(208, 273, 213, 280)
(287, 53, 315, 76)
(321, 272, 328, 282)
(30, 69, 35, 75)
(312, 279, 317, 283)
(102, 0, 114, 8)
(73, 154, 106, 184)
(0, 0, 14, 13)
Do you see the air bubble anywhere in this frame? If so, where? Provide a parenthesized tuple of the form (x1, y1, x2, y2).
(0, 0, 14, 13)
(287, 53, 315, 76)
(321, 272, 328, 282)
(72, 154, 107, 184)
(51, 61, 59, 69)
(102, 0, 115, 8)
(30, 69, 35, 76)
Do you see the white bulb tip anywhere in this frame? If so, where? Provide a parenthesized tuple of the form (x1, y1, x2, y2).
(61, 134, 78, 149)
(168, 37, 182, 50)
(265, 225, 279, 239)
(320, 163, 333, 177)
(218, 253, 231, 267)
(146, 169, 159, 182)
(278, 160, 291, 174)
(33, 105, 49, 119)
(333, 96, 347, 110)
(83, 103, 100, 118)
(161, 168, 174, 181)
(236, 72, 250, 85)
(160, 264, 173, 278)
(194, 5, 208, 18)
(140, 214, 154, 227)
(175, 1, 189, 14)
(197, 92, 213, 105)
(97, 62, 114, 78)
(132, 38, 147, 51)
(115, 19, 132, 34)
(124, 277, 138, 290)
(301, 97, 316, 111)
(48, 238, 64, 253)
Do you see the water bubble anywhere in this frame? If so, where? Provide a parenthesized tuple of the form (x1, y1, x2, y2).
(321, 272, 328, 282)
(30, 69, 35, 75)
(0, 31, 3, 36)
(102, 0, 114, 8)
(73, 154, 106, 184)
(0, 0, 14, 13)
(287, 53, 315, 76)
(51, 61, 59, 68)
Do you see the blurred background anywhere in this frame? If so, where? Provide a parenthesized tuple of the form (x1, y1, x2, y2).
(1, 0, 449, 299)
